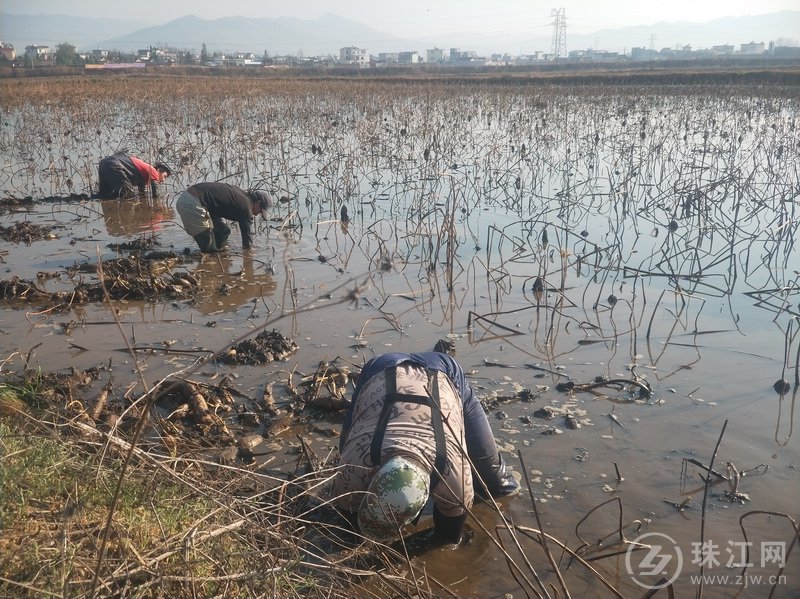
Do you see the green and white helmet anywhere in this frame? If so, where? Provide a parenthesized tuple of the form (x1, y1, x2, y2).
(357, 455, 430, 543)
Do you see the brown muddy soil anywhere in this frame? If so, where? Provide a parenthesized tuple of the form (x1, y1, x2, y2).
(0, 252, 199, 306)
(220, 328, 299, 365)
(0, 220, 58, 243)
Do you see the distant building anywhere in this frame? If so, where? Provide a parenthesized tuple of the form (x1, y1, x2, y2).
(339, 46, 367, 67)
(740, 41, 766, 54)
(398, 51, 420, 64)
(449, 48, 483, 65)
(377, 52, 399, 65)
(215, 52, 261, 67)
(426, 47, 446, 63)
(656, 45, 694, 59)
(134, 47, 175, 64)
(772, 45, 800, 58)
(569, 48, 624, 62)
(631, 47, 660, 61)
(515, 52, 547, 63)
(89, 48, 109, 63)
(25, 45, 50, 61)
(0, 42, 15, 61)
(711, 44, 735, 55)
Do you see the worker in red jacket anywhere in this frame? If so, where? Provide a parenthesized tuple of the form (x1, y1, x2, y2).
(175, 182, 272, 253)
(98, 153, 171, 198)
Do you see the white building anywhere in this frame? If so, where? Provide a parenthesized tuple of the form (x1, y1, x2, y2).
(426, 47, 446, 63)
(339, 46, 367, 67)
(89, 48, 109, 63)
(25, 45, 50, 61)
(711, 44, 735, 55)
(740, 41, 766, 54)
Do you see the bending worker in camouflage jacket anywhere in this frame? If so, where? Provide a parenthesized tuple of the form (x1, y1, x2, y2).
(332, 352, 519, 544)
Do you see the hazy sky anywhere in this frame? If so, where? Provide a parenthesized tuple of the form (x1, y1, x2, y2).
(4, 0, 798, 38)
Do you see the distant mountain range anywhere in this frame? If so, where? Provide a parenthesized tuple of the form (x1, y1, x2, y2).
(0, 13, 150, 51)
(577, 12, 800, 54)
(97, 14, 402, 56)
(1, 11, 798, 57)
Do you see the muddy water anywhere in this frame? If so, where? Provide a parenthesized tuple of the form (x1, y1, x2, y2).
(1, 195, 796, 598)
(1, 86, 799, 598)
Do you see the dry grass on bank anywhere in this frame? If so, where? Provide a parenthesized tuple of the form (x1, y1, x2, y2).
(0, 380, 428, 599)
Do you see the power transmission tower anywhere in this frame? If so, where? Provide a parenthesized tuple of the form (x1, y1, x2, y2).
(550, 8, 567, 60)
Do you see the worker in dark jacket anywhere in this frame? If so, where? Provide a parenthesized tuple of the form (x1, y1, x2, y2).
(175, 182, 272, 253)
(332, 352, 519, 544)
(98, 153, 171, 198)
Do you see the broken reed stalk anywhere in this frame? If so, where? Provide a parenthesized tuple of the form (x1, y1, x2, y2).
(90, 247, 156, 597)
(511, 526, 626, 599)
(681, 457, 729, 482)
(779, 319, 794, 389)
(89, 380, 112, 422)
(737, 510, 799, 596)
(72, 422, 364, 594)
(642, 580, 676, 599)
(573, 496, 631, 552)
(518, 450, 570, 599)
(795, 325, 800, 388)
(696, 419, 728, 599)
(774, 386, 796, 446)
(22, 342, 42, 371)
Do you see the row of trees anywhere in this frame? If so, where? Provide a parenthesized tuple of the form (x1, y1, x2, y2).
(53, 42, 81, 65)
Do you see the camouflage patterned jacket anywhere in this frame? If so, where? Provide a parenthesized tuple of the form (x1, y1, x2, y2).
(332, 362, 474, 519)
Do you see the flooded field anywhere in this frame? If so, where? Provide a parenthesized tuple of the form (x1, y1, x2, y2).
(1, 77, 798, 598)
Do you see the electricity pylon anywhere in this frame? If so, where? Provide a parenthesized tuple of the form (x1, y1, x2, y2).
(550, 8, 567, 60)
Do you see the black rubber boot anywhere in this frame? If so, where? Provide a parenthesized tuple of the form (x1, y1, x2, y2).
(193, 230, 218, 253)
(490, 453, 520, 496)
(432, 505, 467, 545)
(473, 452, 520, 498)
(214, 223, 231, 249)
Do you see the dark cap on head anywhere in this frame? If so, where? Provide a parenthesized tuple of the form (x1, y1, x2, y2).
(154, 162, 172, 176)
(248, 190, 273, 219)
